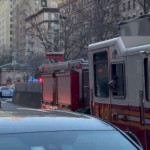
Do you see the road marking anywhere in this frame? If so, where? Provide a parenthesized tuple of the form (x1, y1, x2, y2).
(0, 111, 4, 113)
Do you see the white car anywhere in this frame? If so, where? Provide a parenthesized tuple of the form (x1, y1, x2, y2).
(0, 86, 14, 98)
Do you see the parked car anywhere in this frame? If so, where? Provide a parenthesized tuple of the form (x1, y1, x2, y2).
(8, 87, 14, 97)
(0, 109, 143, 150)
(0, 86, 14, 98)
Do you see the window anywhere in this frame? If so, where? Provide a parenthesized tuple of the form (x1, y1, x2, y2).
(48, 13, 51, 19)
(94, 51, 109, 98)
(111, 7, 113, 14)
(111, 63, 125, 98)
(35, 0, 39, 5)
(123, 3, 125, 12)
(55, 13, 59, 19)
(133, 0, 136, 9)
(51, 1, 57, 7)
(1, 88, 8, 90)
(128, 1, 130, 10)
(133, 14, 136, 18)
(140, 12, 143, 15)
(54, 23, 59, 30)
(107, 9, 109, 17)
(144, 58, 149, 101)
(41, 0, 47, 7)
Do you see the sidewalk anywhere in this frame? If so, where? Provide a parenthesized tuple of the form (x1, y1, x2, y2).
(6, 98, 12, 103)
(0, 98, 12, 103)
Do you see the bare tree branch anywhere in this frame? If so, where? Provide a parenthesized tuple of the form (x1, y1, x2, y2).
(135, 0, 150, 14)
(24, 0, 121, 61)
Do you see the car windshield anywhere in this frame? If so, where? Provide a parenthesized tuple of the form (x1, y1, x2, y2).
(1, 87, 8, 90)
(0, 131, 138, 150)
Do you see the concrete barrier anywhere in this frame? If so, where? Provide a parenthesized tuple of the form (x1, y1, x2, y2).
(12, 82, 42, 108)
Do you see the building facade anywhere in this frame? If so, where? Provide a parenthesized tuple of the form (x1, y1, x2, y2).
(57, 0, 149, 60)
(12, 0, 58, 57)
(0, 0, 13, 51)
(58, 0, 149, 36)
(25, 7, 59, 53)
(120, 0, 147, 21)
(0, 69, 25, 85)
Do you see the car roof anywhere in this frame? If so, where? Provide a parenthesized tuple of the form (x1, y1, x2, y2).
(0, 109, 116, 134)
(0, 86, 8, 89)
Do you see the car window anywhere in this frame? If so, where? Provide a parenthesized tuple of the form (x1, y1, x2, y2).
(0, 131, 139, 150)
(1, 87, 9, 90)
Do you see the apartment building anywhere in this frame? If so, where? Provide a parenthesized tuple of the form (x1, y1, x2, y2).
(12, 0, 58, 56)
(59, 0, 147, 21)
(120, 0, 146, 21)
(57, 0, 149, 60)
(25, 7, 59, 53)
(0, 0, 13, 51)
(58, 0, 148, 40)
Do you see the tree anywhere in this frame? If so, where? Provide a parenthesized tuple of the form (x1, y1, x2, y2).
(58, 0, 121, 60)
(25, 7, 89, 60)
(28, 54, 48, 77)
(25, 0, 121, 61)
(88, 0, 121, 41)
(0, 46, 13, 66)
(23, 0, 59, 53)
(135, 0, 150, 14)
(26, 16, 59, 53)
(23, 0, 91, 60)
(59, 15, 90, 60)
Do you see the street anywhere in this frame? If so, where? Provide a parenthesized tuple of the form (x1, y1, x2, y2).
(0, 98, 25, 111)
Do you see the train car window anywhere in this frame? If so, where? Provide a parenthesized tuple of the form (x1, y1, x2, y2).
(111, 63, 125, 99)
(94, 51, 109, 98)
